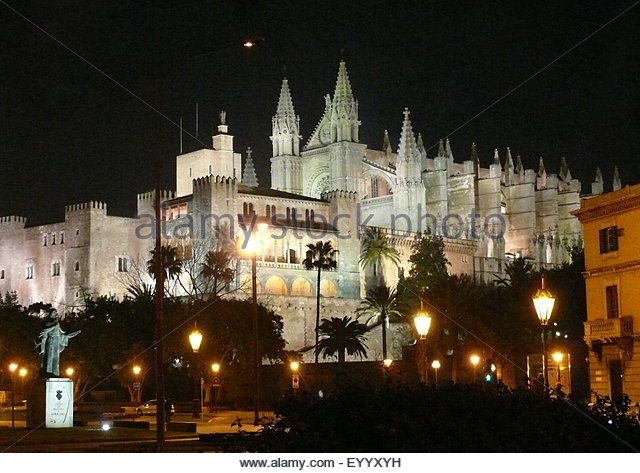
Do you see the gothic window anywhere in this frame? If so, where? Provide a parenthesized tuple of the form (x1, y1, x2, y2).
(371, 177, 379, 198)
(606, 285, 619, 319)
(289, 249, 297, 264)
(243, 202, 248, 215)
(76, 229, 80, 236)
(43, 235, 47, 246)
(60, 232, 64, 244)
(286, 207, 291, 222)
(271, 205, 276, 216)
(248, 203, 254, 215)
(266, 205, 271, 218)
(118, 257, 128, 273)
(599, 227, 618, 254)
(26, 265, 34, 280)
(52, 234, 56, 245)
(52, 262, 60, 277)
(74, 261, 80, 271)
(0, 269, 4, 279)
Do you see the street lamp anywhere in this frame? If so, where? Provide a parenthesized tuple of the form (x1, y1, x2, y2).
(413, 304, 432, 384)
(189, 329, 204, 420)
(65, 367, 74, 377)
(432, 360, 441, 384)
(290, 361, 300, 391)
(9, 363, 18, 428)
(552, 352, 563, 385)
(132, 365, 142, 403)
(211, 363, 221, 414)
(243, 220, 269, 424)
(470, 355, 480, 383)
(533, 277, 555, 397)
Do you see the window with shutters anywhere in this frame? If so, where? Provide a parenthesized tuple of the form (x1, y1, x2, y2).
(599, 226, 618, 254)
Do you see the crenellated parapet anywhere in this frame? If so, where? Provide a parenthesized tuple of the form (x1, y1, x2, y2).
(64, 201, 108, 214)
(0, 215, 27, 224)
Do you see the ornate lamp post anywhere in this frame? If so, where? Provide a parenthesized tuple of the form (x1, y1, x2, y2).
(413, 305, 432, 384)
(290, 361, 300, 392)
(243, 221, 269, 424)
(189, 329, 204, 420)
(432, 360, 441, 384)
(9, 363, 18, 428)
(470, 355, 480, 383)
(211, 363, 221, 413)
(533, 277, 555, 398)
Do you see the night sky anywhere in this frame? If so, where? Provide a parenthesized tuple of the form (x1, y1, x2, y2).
(1, 0, 639, 225)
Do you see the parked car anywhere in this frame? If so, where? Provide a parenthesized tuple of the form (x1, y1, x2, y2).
(135, 399, 175, 416)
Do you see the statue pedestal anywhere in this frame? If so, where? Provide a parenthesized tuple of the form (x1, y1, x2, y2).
(27, 378, 74, 428)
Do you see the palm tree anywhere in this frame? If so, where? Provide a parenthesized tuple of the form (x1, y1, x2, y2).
(356, 285, 403, 360)
(359, 230, 400, 286)
(200, 248, 235, 299)
(148, 245, 183, 280)
(316, 316, 368, 363)
(302, 241, 338, 363)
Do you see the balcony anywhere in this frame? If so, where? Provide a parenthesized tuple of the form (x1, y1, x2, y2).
(584, 316, 634, 344)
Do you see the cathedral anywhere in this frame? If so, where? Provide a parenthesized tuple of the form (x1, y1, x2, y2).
(0, 60, 596, 361)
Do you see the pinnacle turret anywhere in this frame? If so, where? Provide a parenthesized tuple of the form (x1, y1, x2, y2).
(559, 157, 572, 182)
(515, 155, 524, 176)
(416, 133, 426, 158)
(397, 108, 419, 162)
(396, 108, 422, 183)
(493, 148, 501, 166)
(591, 167, 603, 195)
(332, 60, 355, 110)
(470, 142, 479, 163)
(271, 77, 301, 157)
(437, 139, 445, 157)
(242, 147, 259, 187)
(537, 157, 546, 176)
(382, 129, 392, 155)
(613, 165, 622, 191)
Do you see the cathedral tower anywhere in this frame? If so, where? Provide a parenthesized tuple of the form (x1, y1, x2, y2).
(270, 77, 303, 194)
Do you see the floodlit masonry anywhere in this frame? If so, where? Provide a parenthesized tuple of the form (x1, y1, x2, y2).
(2, 60, 616, 361)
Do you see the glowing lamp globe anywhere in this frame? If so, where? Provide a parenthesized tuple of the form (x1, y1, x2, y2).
(189, 330, 203, 353)
(413, 311, 432, 339)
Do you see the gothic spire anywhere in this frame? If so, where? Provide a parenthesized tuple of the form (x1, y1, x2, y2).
(382, 129, 392, 155)
(559, 157, 572, 181)
(242, 147, 259, 187)
(591, 167, 603, 195)
(332, 60, 355, 109)
(445, 139, 454, 161)
(397, 108, 419, 162)
(438, 139, 445, 157)
(515, 155, 524, 175)
(417, 133, 426, 157)
(470, 142, 479, 163)
(271, 77, 301, 157)
(613, 165, 622, 191)
(537, 157, 546, 176)
(504, 147, 514, 171)
(493, 148, 501, 166)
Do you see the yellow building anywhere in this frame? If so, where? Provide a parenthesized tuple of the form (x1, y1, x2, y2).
(574, 183, 640, 403)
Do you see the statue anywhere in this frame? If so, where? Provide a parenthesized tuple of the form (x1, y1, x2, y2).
(37, 309, 80, 378)
(219, 110, 226, 125)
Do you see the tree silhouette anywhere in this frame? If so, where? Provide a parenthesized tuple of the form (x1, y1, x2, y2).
(316, 316, 368, 363)
(356, 285, 404, 360)
(359, 230, 400, 286)
(302, 241, 337, 363)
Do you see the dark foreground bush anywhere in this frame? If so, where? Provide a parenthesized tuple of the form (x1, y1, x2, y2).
(255, 383, 640, 452)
